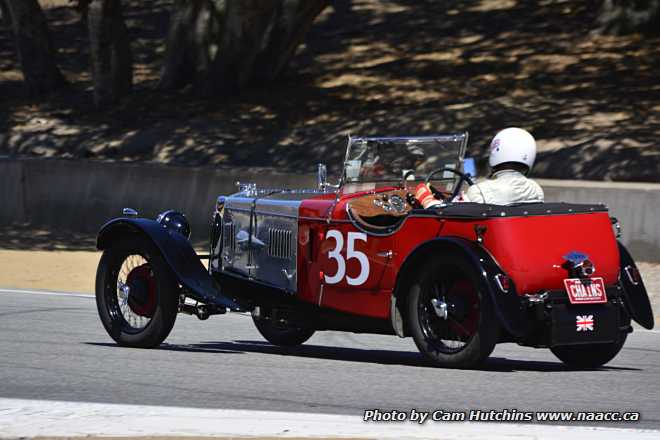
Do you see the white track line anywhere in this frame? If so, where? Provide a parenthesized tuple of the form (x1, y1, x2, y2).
(0, 398, 658, 440)
(0, 287, 92, 298)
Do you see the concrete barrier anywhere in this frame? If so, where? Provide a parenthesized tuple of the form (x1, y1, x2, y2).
(1, 158, 658, 261)
(0, 158, 317, 244)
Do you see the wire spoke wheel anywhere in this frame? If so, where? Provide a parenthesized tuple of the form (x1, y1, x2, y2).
(96, 236, 178, 348)
(251, 308, 315, 347)
(551, 335, 627, 368)
(418, 275, 477, 354)
(408, 255, 498, 368)
(115, 254, 157, 332)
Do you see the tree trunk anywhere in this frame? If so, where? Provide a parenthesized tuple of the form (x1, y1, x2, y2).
(158, 0, 219, 91)
(4, 0, 66, 96)
(597, 0, 660, 35)
(252, 0, 330, 82)
(203, 0, 281, 95)
(0, 0, 10, 25)
(87, 0, 133, 107)
(159, 0, 329, 94)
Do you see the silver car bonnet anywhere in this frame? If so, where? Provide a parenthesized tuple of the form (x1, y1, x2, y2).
(220, 189, 332, 293)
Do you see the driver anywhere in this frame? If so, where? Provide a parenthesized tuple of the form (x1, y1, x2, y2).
(463, 127, 544, 205)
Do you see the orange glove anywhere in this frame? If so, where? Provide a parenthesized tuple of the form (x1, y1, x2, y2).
(415, 183, 443, 209)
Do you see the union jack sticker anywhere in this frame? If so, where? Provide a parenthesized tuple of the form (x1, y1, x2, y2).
(576, 315, 594, 332)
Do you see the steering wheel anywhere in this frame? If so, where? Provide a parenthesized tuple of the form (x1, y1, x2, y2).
(424, 168, 475, 201)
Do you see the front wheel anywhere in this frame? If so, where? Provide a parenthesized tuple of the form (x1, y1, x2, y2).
(95, 236, 179, 348)
(551, 335, 627, 368)
(407, 255, 498, 368)
(251, 311, 315, 347)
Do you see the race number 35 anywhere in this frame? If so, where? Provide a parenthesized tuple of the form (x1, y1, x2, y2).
(324, 230, 370, 286)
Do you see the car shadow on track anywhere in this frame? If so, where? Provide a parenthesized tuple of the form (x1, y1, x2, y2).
(88, 340, 640, 372)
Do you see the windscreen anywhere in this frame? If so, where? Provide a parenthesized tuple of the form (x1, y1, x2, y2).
(342, 134, 468, 185)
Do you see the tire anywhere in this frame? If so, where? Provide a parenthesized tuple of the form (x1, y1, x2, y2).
(407, 255, 498, 368)
(551, 335, 627, 368)
(95, 235, 179, 348)
(251, 312, 315, 347)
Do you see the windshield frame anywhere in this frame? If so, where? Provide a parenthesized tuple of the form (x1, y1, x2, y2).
(339, 133, 469, 189)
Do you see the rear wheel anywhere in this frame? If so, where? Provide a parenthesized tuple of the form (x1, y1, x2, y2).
(251, 310, 315, 347)
(95, 235, 179, 348)
(551, 335, 627, 368)
(407, 255, 498, 368)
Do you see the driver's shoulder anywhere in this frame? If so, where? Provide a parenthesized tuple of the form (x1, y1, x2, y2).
(529, 179, 545, 200)
(469, 177, 499, 192)
(527, 177, 545, 196)
(465, 180, 490, 202)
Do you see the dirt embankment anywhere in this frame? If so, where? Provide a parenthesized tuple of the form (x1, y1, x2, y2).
(1, 0, 658, 181)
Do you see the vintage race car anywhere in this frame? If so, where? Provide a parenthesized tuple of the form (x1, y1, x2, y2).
(95, 133, 654, 368)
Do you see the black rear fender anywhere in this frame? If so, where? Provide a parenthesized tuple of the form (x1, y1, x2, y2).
(97, 218, 240, 310)
(618, 242, 654, 329)
(392, 237, 529, 338)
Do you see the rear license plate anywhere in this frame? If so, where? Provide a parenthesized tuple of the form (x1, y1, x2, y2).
(563, 277, 607, 304)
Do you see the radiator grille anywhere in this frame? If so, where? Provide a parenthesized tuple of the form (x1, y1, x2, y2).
(223, 222, 236, 251)
(268, 228, 293, 259)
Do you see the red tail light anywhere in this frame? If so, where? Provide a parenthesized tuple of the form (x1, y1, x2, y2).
(624, 265, 641, 285)
(494, 274, 511, 293)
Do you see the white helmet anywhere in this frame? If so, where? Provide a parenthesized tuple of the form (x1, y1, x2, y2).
(488, 127, 537, 171)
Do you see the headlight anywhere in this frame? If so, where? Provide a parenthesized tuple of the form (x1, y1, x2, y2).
(156, 210, 191, 240)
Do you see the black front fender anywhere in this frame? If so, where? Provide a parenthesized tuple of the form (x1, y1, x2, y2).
(97, 217, 240, 310)
(618, 242, 654, 329)
(393, 237, 529, 338)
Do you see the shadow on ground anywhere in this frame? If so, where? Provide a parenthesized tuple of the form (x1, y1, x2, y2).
(88, 339, 640, 373)
(1, 0, 658, 181)
(0, 224, 97, 250)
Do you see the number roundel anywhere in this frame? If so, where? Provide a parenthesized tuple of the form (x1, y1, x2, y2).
(324, 230, 370, 286)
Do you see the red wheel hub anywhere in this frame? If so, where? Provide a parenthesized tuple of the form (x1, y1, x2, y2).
(446, 279, 479, 337)
(125, 264, 157, 317)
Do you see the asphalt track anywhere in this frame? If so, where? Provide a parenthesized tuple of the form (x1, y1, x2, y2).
(1, 289, 659, 430)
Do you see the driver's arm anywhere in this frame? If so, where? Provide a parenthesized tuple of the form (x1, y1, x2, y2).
(463, 184, 485, 203)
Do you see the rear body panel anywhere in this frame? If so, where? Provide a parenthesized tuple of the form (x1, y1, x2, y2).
(439, 212, 620, 293)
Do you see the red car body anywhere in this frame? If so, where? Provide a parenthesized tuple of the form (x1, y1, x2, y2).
(295, 188, 620, 320)
(95, 134, 654, 368)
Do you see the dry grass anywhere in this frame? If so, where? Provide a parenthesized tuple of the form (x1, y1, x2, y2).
(40, 0, 70, 8)
(0, 249, 99, 293)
